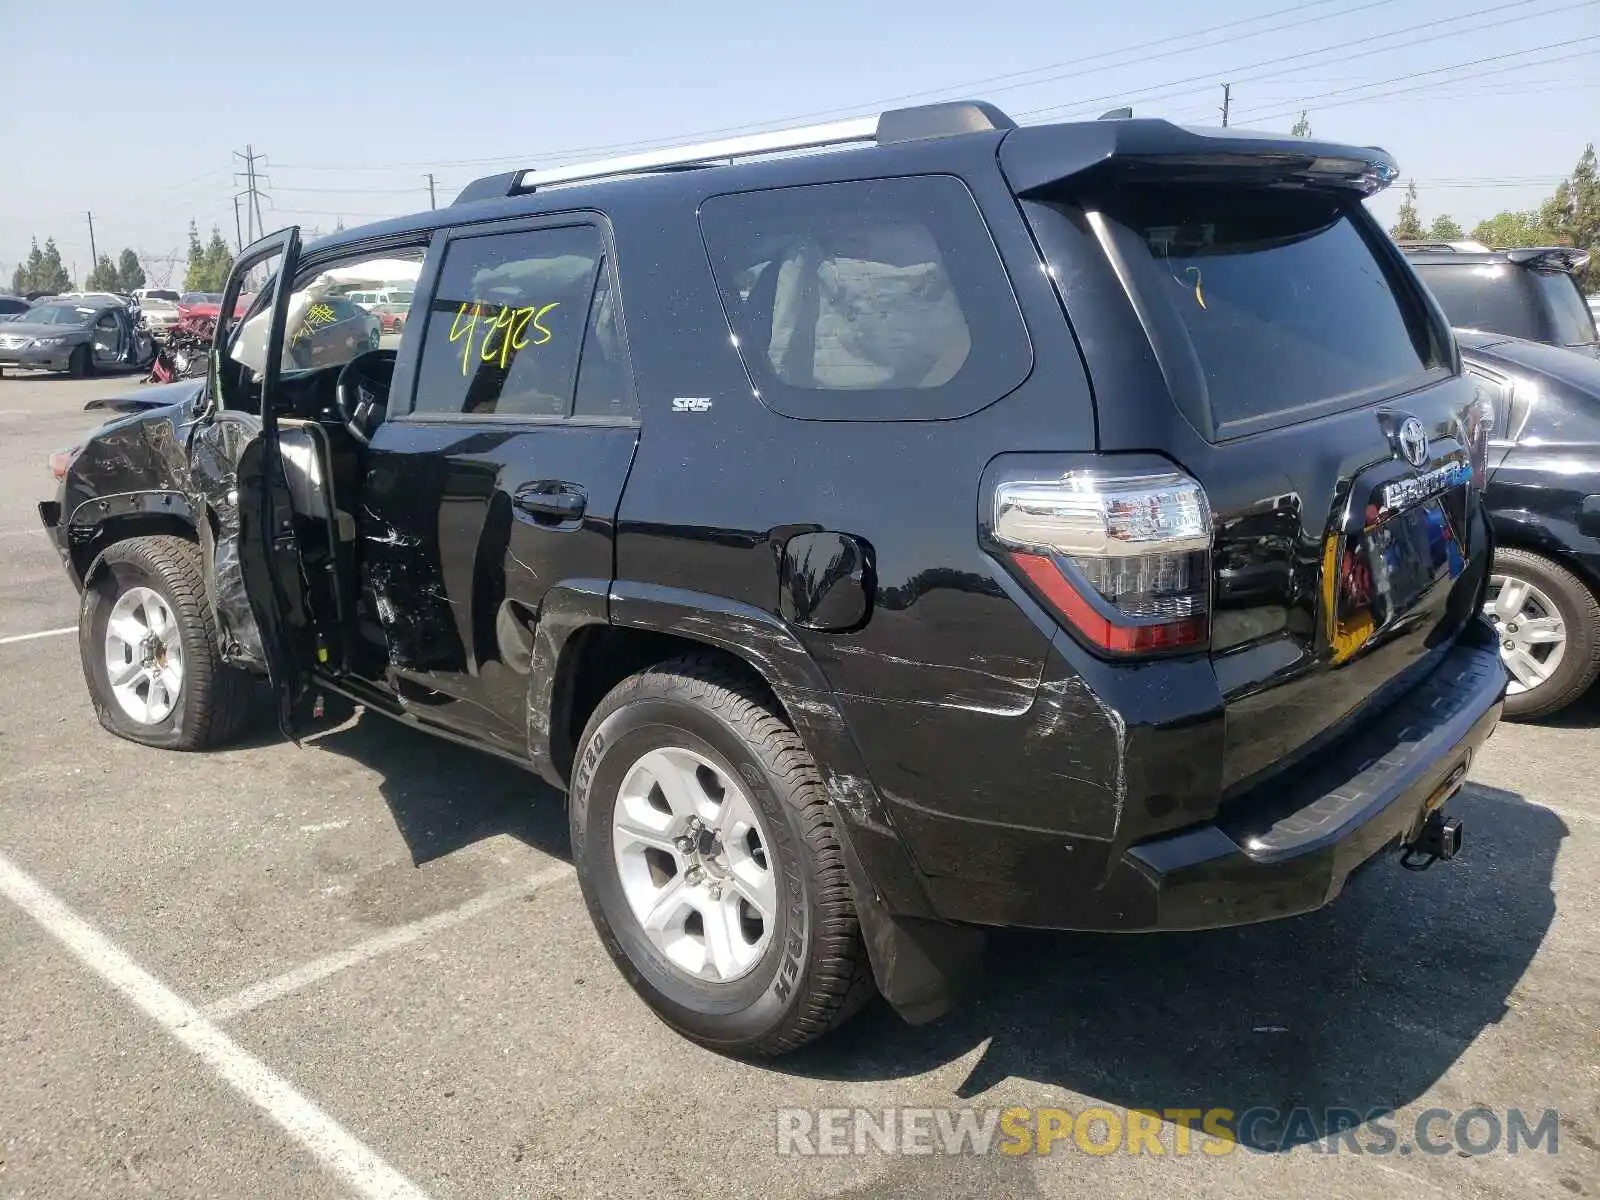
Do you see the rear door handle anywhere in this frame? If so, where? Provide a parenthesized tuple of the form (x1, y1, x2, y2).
(513, 483, 587, 521)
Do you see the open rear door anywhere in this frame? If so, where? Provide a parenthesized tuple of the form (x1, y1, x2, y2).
(203, 227, 309, 728)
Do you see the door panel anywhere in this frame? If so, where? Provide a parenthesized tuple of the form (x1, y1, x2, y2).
(361, 422, 637, 750)
(189, 227, 307, 712)
(357, 215, 639, 753)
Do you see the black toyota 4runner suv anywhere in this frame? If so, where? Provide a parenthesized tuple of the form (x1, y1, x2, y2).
(42, 103, 1505, 1055)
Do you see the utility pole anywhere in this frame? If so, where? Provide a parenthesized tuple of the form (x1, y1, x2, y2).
(426, 173, 437, 210)
(86, 211, 98, 272)
(233, 145, 271, 243)
(1221, 83, 1232, 128)
(233, 195, 243, 252)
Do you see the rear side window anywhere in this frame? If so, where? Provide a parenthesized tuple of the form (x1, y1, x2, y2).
(413, 225, 602, 418)
(700, 176, 1032, 421)
(1048, 186, 1443, 436)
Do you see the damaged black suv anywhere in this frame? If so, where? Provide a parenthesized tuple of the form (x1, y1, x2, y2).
(42, 102, 1506, 1055)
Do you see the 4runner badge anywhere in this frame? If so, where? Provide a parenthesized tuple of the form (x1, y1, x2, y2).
(672, 397, 713, 413)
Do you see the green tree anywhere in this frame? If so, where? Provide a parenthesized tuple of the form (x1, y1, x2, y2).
(86, 254, 120, 291)
(1540, 143, 1598, 291)
(1428, 214, 1464, 241)
(36, 238, 71, 294)
(183, 222, 234, 291)
(1290, 111, 1312, 138)
(11, 239, 43, 293)
(183, 221, 206, 291)
(117, 249, 146, 293)
(202, 228, 234, 289)
(1390, 182, 1425, 240)
(1470, 209, 1556, 248)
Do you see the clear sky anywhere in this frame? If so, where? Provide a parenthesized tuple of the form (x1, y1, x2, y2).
(1, 0, 1595, 287)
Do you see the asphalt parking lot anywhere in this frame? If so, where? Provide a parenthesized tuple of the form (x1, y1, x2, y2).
(0, 371, 1596, 1199)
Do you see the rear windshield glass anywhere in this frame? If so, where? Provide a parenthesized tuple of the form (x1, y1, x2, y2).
(1414, 262, 1591, 345)
(1044, 186, 1441, 434)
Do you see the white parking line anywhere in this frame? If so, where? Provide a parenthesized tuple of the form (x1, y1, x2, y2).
(203, 862, 575, 1023)
(0, 626, 75, 646)
(0, 848, 435, 1200)
(0, 526, 46, 539)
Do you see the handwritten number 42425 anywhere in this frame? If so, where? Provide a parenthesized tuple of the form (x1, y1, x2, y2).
(448, 301, 559, 376)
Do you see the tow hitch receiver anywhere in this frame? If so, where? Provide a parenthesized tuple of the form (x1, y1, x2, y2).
(1401, 810, 1465, 871)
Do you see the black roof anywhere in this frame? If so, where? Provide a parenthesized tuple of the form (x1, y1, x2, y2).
(296, 103, 1400, 264)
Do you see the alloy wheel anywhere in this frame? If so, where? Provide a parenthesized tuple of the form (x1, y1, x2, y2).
(610, 745, 778, 983)
(1484, 572, 1567, 696)
(103, 585, 184, 724)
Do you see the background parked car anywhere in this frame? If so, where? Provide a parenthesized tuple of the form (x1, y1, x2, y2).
(138, 294, 182, 335)
(0, 299, 155, 377)
(1403, 243, 1600, 718)
(370, 299, 410, 333)
(346, 287, 413, 311)
(1401, 243, 1597, 351)
(0, 295, 29, 321)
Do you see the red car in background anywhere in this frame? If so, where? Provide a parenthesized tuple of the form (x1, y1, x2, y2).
(370, 301, 410, 334)
(177, 292, 253, 322)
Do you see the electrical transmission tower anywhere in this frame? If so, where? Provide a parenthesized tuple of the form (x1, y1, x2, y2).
(233, 145, 272, 244)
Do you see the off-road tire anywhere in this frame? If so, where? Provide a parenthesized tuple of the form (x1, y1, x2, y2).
(1493, 547, 1600, 720)
(570, 655, 876, 1055)
(79, 535, 255, 749)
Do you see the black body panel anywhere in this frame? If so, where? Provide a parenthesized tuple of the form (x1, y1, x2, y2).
(1461, 334, 1600, 590)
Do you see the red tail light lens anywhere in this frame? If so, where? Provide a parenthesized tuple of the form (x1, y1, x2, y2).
(992, 467, 1213, 655)
(48, 445, 83, 482)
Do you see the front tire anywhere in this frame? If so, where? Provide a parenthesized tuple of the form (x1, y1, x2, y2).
(570, 656, 875, 1055)
(79, 535, 255, 749)
(1486, 546, 1600, 719)
(67, 344, 92, 378)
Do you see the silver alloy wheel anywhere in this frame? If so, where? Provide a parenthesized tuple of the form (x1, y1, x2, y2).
(611, 745, 778, 983)
(1484, 572, 1567, 696)
(103, 585, 184, 725)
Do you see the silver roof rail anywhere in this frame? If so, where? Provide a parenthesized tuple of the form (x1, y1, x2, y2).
(517, 116, 879, 191)
(468, 101, 1015, 200)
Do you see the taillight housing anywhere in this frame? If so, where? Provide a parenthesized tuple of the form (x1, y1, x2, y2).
(987, 458, 1214, 655)
(48, 444, 83, 482)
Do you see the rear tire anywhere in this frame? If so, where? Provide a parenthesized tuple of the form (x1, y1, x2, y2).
(1487, 547, 1600, 720)
(570, 655, 875, 1055)
(79, 535, 256, 749)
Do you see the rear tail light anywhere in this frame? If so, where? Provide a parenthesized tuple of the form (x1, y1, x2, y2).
(991, 467, 1213, 654)
(48, 444, 83, 482)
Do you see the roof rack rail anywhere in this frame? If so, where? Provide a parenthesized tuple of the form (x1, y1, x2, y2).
(453, 100, 1015, 205)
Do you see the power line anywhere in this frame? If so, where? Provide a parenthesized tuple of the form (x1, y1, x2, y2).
(1237, 40, 1600, 122)
(1012, 0, 1588, 120)
(267, 0, 1406, 174)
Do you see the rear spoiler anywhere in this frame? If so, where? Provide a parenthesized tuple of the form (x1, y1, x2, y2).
(998, 119, 1398, 197)
(1505, 246, 1591, 273)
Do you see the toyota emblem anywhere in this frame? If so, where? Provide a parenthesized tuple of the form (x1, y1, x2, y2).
(1398, 417, 1429, 467)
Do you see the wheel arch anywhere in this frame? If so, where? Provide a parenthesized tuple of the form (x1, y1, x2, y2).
(530, 580, 981, 1023)
(1488, 510, 1600, 600)
(68, 491, 199, 587)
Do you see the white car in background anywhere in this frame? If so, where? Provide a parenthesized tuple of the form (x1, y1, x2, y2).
(346, 287, 414, 311)
(137, 294, 182, 334)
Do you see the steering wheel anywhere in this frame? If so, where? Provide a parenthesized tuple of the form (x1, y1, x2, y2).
(334, 349, 397, 445)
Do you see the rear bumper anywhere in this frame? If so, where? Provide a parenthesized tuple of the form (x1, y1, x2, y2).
(922, 620, 1506, 932)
